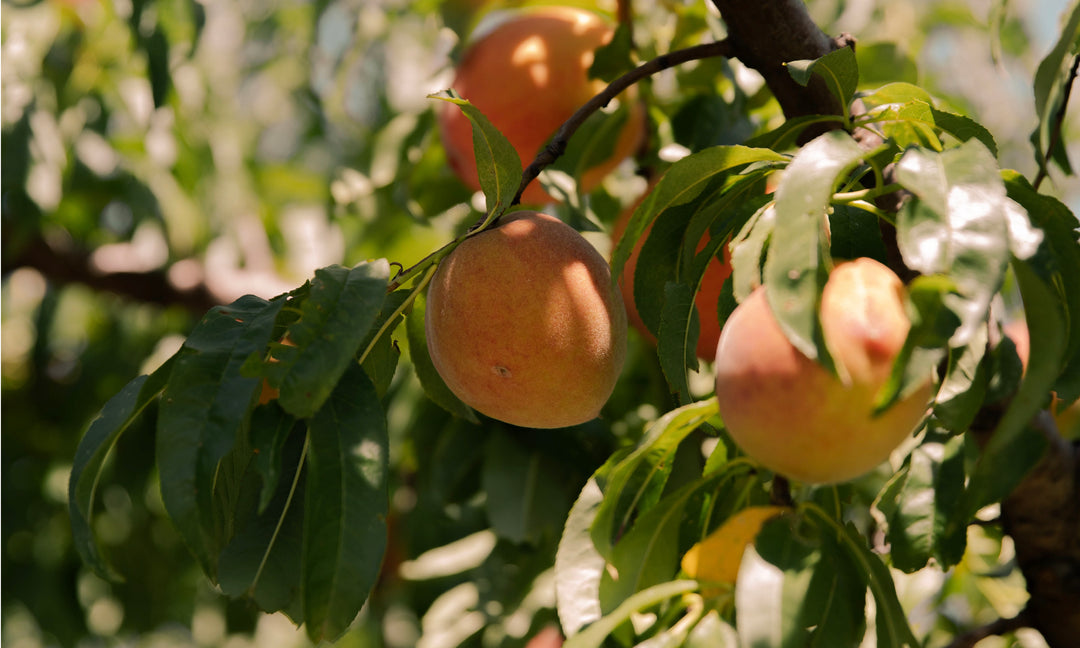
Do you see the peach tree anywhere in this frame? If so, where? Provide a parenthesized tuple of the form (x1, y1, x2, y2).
(16, 0, 1075, 645)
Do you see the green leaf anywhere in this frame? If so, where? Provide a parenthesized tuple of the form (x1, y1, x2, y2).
(953, 259, 1064, 522)
(610, 145, 786, 283)
(1004, 171, 1080, 403)
(730, 202, 776, 303)
(216, 426, 306, 617)
(267, 261, 389, 418)
(856, 43, 918, 86)
(765, 130, 865, 365)
(590, 398, 720, 560)
(787, 46, 859, 120)
(301, 365, 389, 643)
(828, 204, 889, 264)
(358, 288, 410, 398)
(894, 140, 1011, 347)
(482, 429, 569, 544)
(657, 281, 698, 402)
(556, 478, 607, 637)
(432, 93, 522, 212)
(877, 432, 966, 573)
(158, 295, 285, 574)
(69, 359, 173, 581)
(828, 519, 918, 647)
(735, 518, 818, 648)
(1031, 1, 1080, 177)
(404, 292, 477, 422)
(250, 402, 300, 514)
(561, 580, 699, 648)
(932, 325, 990, 434)
(600, 470, 730, 612)
(685, 611, 739, 648)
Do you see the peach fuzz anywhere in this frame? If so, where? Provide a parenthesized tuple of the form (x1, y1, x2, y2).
(425, 211, 627, 428)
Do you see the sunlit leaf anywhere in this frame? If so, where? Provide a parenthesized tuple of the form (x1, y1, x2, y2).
(894, 140, 1011, 347)
(765, 130, 865, 366)
(561, 580, 699, 648)
(556, 478, 607, 637)
(301, 365, 389, 643)
(735, 519, 817, 648)
(1031, 1, 1080, 177)
(432, 93, 522, 213)
(787, 46, 859, 120)
(590, 398, 720, 559)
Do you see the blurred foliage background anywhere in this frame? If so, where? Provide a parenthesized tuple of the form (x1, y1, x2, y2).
(2, 0, 1077, 646)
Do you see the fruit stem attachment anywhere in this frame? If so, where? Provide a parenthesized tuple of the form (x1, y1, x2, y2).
(512, 39, 734, 206)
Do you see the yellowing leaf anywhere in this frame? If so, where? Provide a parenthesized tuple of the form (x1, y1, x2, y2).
(681, 506, 789, 585)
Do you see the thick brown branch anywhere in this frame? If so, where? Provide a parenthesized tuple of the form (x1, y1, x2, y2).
(3, 235, 220, 315)
(709, 0, 846, 136)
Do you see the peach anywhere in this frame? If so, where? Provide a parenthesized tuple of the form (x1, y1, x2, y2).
(438, 6, 645, 204)
(425, 211, 627, 428)
(713, 258, 933, 484)
(612, 197, 733, 360)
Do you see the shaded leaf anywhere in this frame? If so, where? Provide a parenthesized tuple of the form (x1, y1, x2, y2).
(158, 295, 284, 574)
(1031, 1, 1080, 177)
(657, 281, 698, 402)
(302, 365, 389, 643)
(482, 429, 569, 544)
(404, 292, 477, 422)
(267, 261, 389, 418)
(69, 358, 173, 580)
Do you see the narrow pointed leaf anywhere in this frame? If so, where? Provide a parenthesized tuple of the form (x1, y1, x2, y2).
(590, 398, 719, 559)
(765, 130, 865, 364)
(158, 295, 284, 574)
(657, 281, 698, 402)
(556, 478, 607, 637)
(405, 293, 477, 422)
(69, 358, 173, 580)
(561, 580, 699, 648)
(433, 93, 522, 212)
(302, 365, 389, 643)
(1031, 1, 1080, 177)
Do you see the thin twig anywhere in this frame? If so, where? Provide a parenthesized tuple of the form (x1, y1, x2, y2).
(1033, 53, 1079, 192)
(944, 610, 1032, 648)
(512, 39, 734, 205)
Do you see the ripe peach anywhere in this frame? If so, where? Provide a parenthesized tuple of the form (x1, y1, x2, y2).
(524, 626, 564, 648)
(713, 258, 933, 484)
(425, 211, 627, 428)
(438, 6, 645, 204)
(612, 198, 733, 360)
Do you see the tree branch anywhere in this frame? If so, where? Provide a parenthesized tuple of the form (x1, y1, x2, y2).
(512, 39, 733, 206)
(3, 234, 220, 315)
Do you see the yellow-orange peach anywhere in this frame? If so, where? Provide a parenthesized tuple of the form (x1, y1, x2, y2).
(713, 258, 933, 484)
(438, 6, 645, 204)
(612, 199, 733, 360)
(425, 211, 627, 428)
